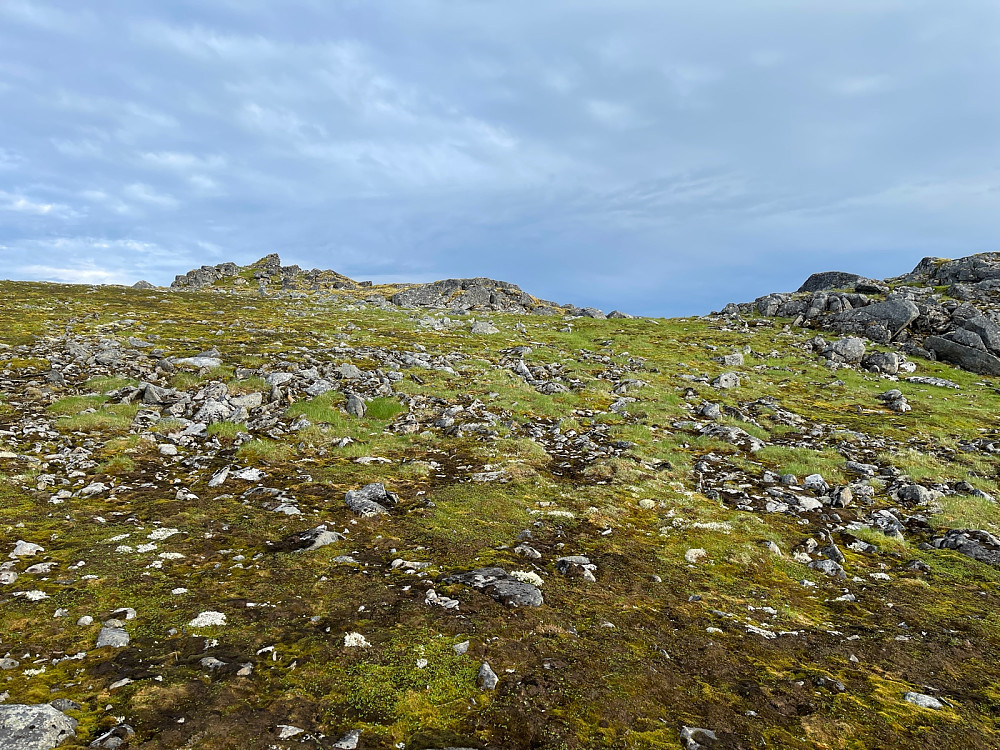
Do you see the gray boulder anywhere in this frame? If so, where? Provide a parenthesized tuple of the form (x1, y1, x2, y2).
(830, 298, 920, 343)
(0, 704, 78, 749)
(933, 529, 1000, 567)
(797, 271, 864, 293)
(861, 351, 900, 375)
(442, 567, 543, 607)
(345, 393, 367, 418)
(904, 692, 945, 710)
(470, 321, 500, 335)
(924, 335, 1000, 376)
(477, 662, 499, 690)
(825, 337, 866, 364)
(345, 483, 397, 517)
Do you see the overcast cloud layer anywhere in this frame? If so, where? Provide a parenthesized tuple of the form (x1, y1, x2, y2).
(1, 1, 999, 315)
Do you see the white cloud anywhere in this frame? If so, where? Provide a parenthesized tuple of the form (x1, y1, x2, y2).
(0, 1, 95, 34)
(0, 148, 23, 169)
(140, 151, 226, 170)
(0, 191, 73, 216)
(586, 99, 645, 129)
(662, 63, 722, 98)
(17, 263, 130, 284)
(832, 74, 893, 96)
(52, 138, 104, 158)
(124, 183, 179, 208)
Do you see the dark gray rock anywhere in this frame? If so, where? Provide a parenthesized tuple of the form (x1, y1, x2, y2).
(830, 298, 920, 342)
(808, 559, 846, 578)
(345, 393, 366, 418)
(0, 704, 78, 749)
(924, 335, 1000, 375)
(798, 271, 864, 293)
(933, 529, 1000, 567)
(442, 567, 543, 607)
(860, 351, 900, 375)
(345, 483, 397, 517)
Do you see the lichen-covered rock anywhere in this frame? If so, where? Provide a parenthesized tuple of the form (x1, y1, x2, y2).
(0, 704, 77, 749)
(442, 567, 544, 607)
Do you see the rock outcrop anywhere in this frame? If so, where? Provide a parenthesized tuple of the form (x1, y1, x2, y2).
(169, 254, 587, 315)
(736, 252, 1000, 374)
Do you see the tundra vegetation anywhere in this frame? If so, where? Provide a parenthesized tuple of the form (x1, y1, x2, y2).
(2, 254, 1000, 749)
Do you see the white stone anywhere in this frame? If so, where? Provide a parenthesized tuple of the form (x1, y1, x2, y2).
(189, 611, 227, 628)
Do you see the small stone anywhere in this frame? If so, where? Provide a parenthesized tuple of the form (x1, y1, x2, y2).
(477, 662, 499, 690)
(333, 729, 362, 749)
(904, 692, 945, 710)
(680, 726, 718, 749)
(96, 626, 130, 649)
(188, 611, 227, 628)
(277, 725, 304, 740)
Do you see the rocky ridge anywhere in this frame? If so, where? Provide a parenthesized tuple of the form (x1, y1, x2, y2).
(731, 252, 1000, 375)
(168, 253, 623, 319)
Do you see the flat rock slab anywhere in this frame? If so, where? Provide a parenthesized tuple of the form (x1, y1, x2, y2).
(443, 567, 543, 607)
(0, 704, 78, 749)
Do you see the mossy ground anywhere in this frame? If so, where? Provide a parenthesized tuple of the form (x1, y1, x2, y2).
(1, 280, 999, 748)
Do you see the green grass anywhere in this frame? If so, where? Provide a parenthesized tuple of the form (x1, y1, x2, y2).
(287, 391, 345, 423)
(755, 445, 848, 483)
(365, 397, 407, 421)
(84, 375, 138, 393)
(236, 438, 293, 463)
(932, 494, 1000, 533)
(48, 394, 108, 415)
(52, 403, 138, 433)
(206, 421, 248, 440)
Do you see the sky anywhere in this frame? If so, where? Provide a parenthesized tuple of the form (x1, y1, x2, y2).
(1, 1, 999, 316)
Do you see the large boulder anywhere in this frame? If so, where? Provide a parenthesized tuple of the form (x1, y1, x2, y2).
(0, 704, 78, 749)
(797, 271, 864, 293)
(830, 297, 920, 343)
(924, 335, 1000, 376)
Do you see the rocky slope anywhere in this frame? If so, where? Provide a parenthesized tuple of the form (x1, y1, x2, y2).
(733, 253, 1000, 375)
(1, 254, 1000, 748)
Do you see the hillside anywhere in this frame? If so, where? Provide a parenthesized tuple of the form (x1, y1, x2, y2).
(2, 254, 1000, 749)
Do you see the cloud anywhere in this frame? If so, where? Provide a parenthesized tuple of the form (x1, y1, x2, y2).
(17, 263, 131, 285)
(1, 2, 999, 314)
(832, 74, 893, 96)
(0, 191, 74, 217)
(586, 100, 645, 129)
(140, 151, 226, 171)
(123, 183, 179, 209)
(0, 148, 24, 169)
(0, 1, 95, 35)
